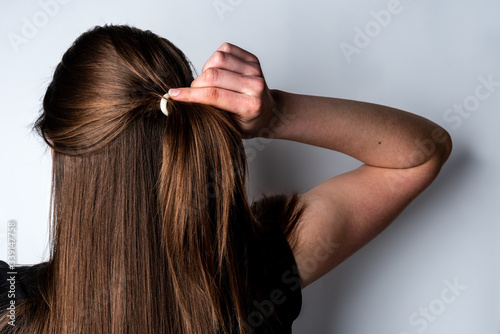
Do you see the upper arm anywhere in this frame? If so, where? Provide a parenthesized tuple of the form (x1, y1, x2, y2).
(291, 153, 447, 289)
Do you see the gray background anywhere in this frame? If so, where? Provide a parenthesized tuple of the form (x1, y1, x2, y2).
(1, 0, 498, 333)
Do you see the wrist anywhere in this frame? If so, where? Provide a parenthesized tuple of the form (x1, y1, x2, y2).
(267, 89, 297, 140)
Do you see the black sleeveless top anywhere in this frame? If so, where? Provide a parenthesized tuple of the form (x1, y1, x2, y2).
(0, 224, 302, 333)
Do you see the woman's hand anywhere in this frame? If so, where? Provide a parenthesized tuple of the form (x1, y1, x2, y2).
(168, 43, 276, 139)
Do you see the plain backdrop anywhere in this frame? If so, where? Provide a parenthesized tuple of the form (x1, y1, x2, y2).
(1, 0, 499, 333)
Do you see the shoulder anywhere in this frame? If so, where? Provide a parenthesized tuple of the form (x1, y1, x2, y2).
(246, 203, 303, 331)
(0, 260, 48, 311)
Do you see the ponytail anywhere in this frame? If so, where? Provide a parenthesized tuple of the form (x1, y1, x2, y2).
(159, 99, 256, 332)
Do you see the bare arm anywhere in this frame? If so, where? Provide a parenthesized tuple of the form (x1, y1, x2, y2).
(270, 89, 451, 168)
(168, 43, 452, 288)
(268, 90, 451, 288)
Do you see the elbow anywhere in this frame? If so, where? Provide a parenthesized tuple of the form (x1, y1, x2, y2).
(423, 127, 452, 181)
(438, 128, 453, 165)
(419, 126, 453, 167)
(409, 127, 452, 178)
(410, 129, 452, 192)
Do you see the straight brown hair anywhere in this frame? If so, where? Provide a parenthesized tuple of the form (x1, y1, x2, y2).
(0, 25, 305, 333)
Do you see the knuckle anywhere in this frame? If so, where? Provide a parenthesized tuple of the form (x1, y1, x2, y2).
(205, 87, 220, 101)
(251, 55, 261, 65)
(212, 51, 226, 66)
(190, 76, 203, 88)
(203, 67, 220, 83)
(248, 62, 263, 76)
(219, 42, 232, 52)
(251, 77, 266, 91)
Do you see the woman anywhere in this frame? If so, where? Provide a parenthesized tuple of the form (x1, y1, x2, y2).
(0, 25, 451, 333)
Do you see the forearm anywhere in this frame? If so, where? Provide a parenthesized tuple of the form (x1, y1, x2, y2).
(269, 89, 452, 168)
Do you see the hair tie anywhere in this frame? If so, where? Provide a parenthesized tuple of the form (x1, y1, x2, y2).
(160, 93, 170, 116)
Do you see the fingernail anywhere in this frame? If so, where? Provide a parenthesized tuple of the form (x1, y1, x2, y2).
(168, 88, 180, 97)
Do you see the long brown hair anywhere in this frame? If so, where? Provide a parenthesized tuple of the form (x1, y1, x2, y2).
(0, 25, 305, 333)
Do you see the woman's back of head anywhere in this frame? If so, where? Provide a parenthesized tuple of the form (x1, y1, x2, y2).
(0, 25, 265, 334)
(40, 24, 197, 154)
